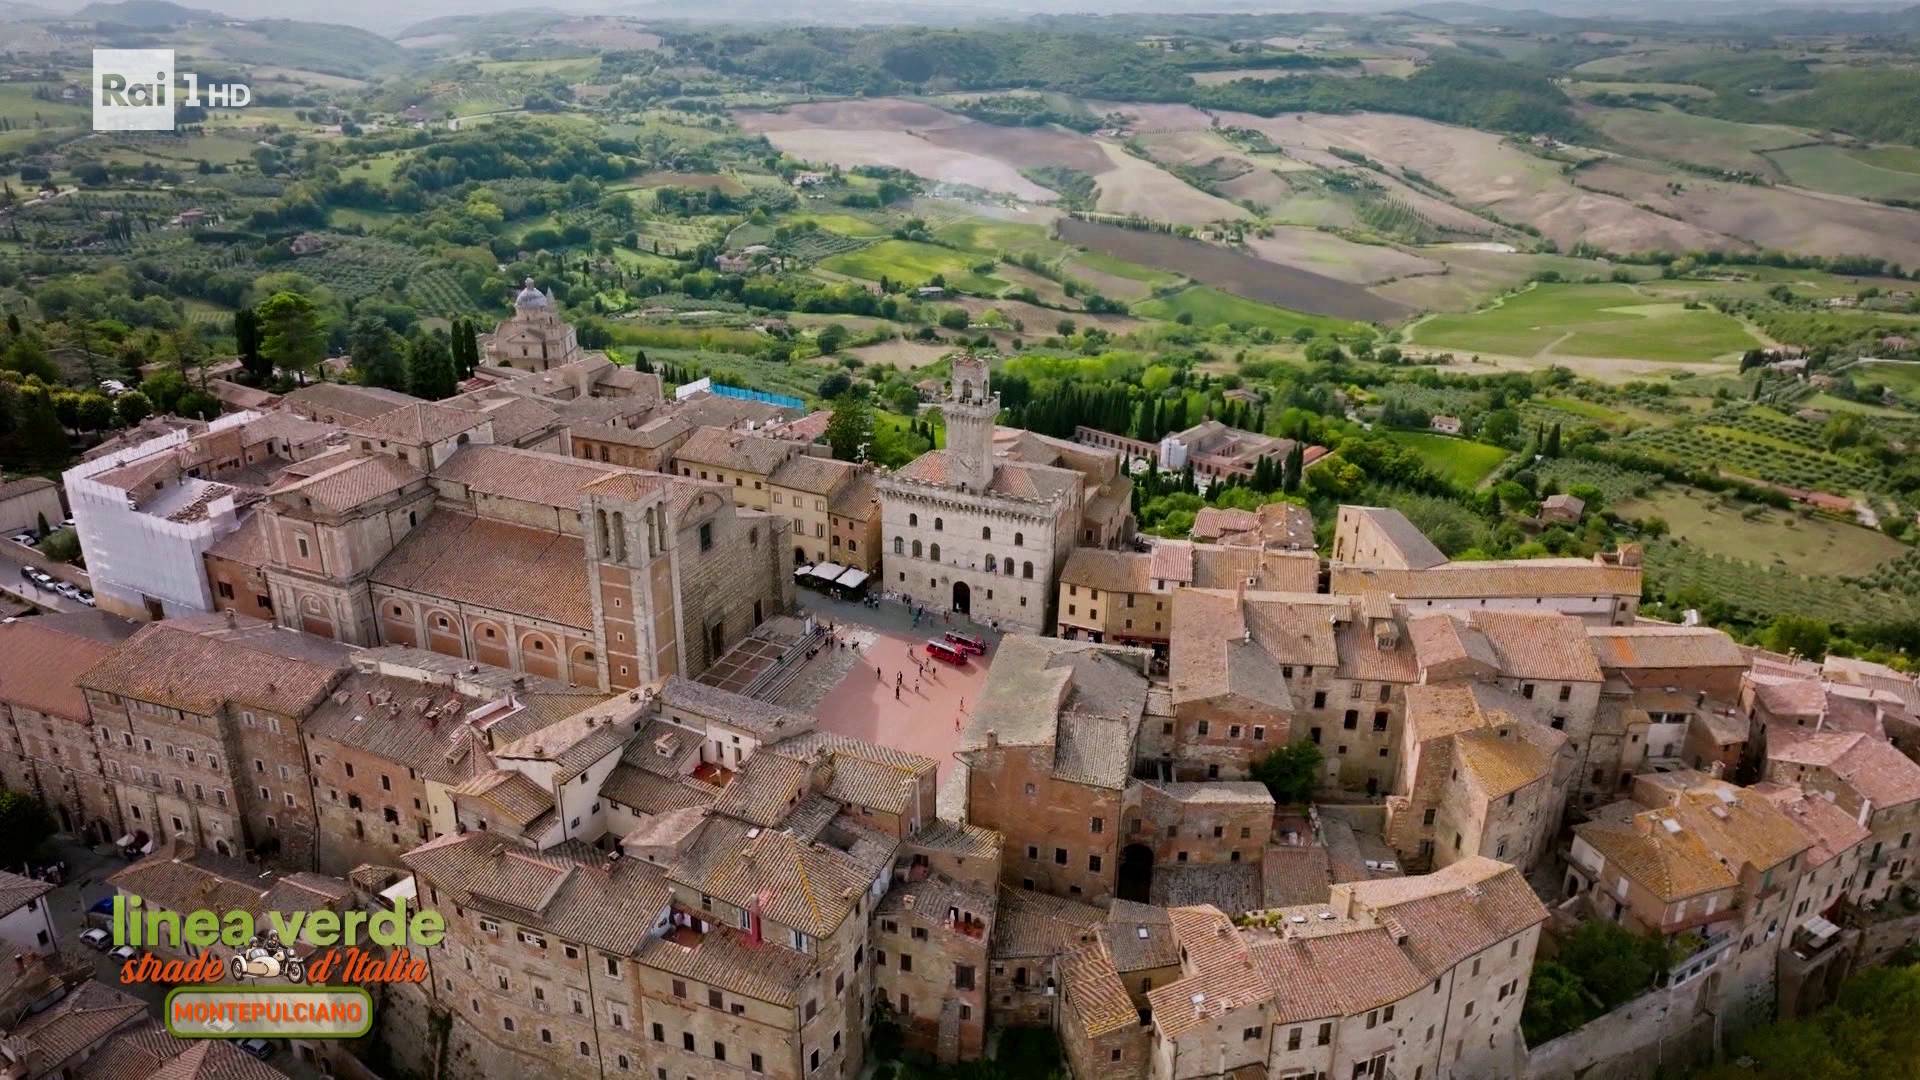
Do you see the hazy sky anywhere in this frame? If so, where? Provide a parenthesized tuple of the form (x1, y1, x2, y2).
(17, 0, 1910, 34)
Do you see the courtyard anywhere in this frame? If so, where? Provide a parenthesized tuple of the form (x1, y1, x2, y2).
(779, 591, 1004, 815)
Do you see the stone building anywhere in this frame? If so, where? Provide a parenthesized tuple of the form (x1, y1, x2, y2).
(1762, 729, 1920, 906)
(872, 874, 994, 1061)
(0, 474, 61, 538)
(0, 612, 136, 844)
(1168, 589, 1415, 790)
(768, 454, 867, 568)
(1755, 780, 1871, 1017)
(1568, 772, 1812, 1023)
(107, 844, 351, 967)
(570, 413, 691, 472)
(1189, 502, 1315, 549)
(202, 514, 279, 624)
(828, 470, 883, 576)
(988, 887, 1106, 1029)
(1385, 682, 1566, 874)
(1058, 857, 1547, 1080)
(1055, 542, 1317, 654)
(254, 440, 793, 693)
(960, 636, 1157, 903)
(1588, 623, 1750, 782)
(77, 615, 352, 866)
(1329, 506, 1643, 626)
(671, 425, 804, 514)
(484, 279, 584, 371)
(879, 357, 1132, 631)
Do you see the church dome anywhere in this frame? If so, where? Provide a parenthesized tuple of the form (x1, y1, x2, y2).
(514, 277, 550, 310)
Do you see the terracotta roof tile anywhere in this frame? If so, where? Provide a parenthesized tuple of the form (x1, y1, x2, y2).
(0, 616, 126, 722)
(371, 511, 592, 628)
(79, 623, 343, 717)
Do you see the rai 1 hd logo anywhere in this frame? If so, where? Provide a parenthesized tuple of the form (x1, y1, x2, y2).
(92, 49, 251, 131)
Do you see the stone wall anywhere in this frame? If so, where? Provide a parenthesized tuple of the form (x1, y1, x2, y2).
(1524, 982, 1717, 1080)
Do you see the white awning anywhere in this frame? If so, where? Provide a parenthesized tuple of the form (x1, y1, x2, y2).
(835, 568, 870, 589)
(808, 563, 846, 583)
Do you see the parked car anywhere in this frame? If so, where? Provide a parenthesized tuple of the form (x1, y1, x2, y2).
(925, 639, 969, 666)
(53, 582, 80, 599)
(944, 631, 987, 656)
(8, 533, 33, 546)
(238, 1038, 276, 1061)
(78, 928, 110, 950)
(107, 945, 137, 962)
(25, 569, 54, 586)
(58, 517, 75, 529)
(77, 591, 95, 607)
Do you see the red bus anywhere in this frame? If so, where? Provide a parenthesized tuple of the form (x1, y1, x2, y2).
(925, 639, 969, 667)
(944, 631, 987, 656)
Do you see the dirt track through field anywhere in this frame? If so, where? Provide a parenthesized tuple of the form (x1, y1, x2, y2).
(1059, 218, 1409, 322)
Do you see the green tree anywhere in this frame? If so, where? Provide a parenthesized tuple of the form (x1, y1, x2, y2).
(1250, 742, 1323, 804)
(114, 390, 152, 426)
(1544, 421, 1562, 457)
(407, 334, 457, 400)
(1520, 960, 1593, 1046)
(348, 315, 408, 392)
(817, 324, 849, 355)
(234, 307, 270, 385)
(256, 291, 325, 386)
(938, 308, 970, 331)
(1554, 920, 1671, 1009)
(825, 394, 873, 463)
(11, 385, 66, 468)
(1761, 614, 1831, 660)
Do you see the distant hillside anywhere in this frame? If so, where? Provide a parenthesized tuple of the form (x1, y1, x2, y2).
(73, 0, 217, 26)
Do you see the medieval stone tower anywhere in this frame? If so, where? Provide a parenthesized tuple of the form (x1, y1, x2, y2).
(945, 354, 999, 493)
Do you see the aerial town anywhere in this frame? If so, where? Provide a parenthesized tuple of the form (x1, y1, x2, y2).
(8, 5, 1920, 1077)
(0, 288, 1911, 1080)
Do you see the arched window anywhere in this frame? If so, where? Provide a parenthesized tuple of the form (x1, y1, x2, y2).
(1004, 559, 1013, 576)
(894, 537, 904, 555)
(934, 517, 943, 532)
(610, 512, 627, 562)
(984, 555, 996, 573)
(912, 540, 923, 558)
(1023, 561, 1034, 579)
(982, 526, 992, 541)
(644, 507, 657, 557)
(909, 513, 918, 527)
(595, 509, 611, 559)
(960, 380, 973, 401)
(1014, 532, 1024, 547)
(930, 543, 941, 563)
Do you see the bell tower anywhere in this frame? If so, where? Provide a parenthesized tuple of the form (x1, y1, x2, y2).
(945, 355, 999, 492)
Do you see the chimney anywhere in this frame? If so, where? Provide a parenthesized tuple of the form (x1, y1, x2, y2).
(985, 729, 998, 749)
(1858, 798, 1874, 827)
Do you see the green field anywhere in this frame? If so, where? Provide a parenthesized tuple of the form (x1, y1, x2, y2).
(1381, 430, 1510, 488)
(1134, 285, 1360, 337)
(933, 221, 1070, 261)
(1616, 487, 1905, 575)
(819, 240, 1008, 294)
(791, 213, 890, 237)
(1765, 144, 1920, 202)
(1848, 145, 1920, 173)
(1069, 249, 1185, 287)
(1409, 283, 1763, 363)
(475, 57, 603, 77)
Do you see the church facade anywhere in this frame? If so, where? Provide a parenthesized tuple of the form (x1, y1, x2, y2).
(483, 278, 584, 372)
